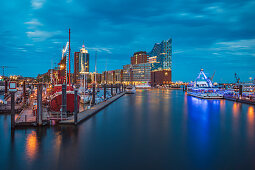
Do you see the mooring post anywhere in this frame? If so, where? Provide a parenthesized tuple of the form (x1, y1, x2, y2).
(74, 89, 78, 125)
(104, 84, 106, 100)
(5, 80, 8, 96)
(11, 92, 15, 129)
(92, 84, 95, 105)
(23, 80, 26, 104)
(62, 84, 67, 118)
(111, 84, 113, 96)
(37, 84, 42, 126)
(239, 85, 242, 98)
(115, 84, 118, 94)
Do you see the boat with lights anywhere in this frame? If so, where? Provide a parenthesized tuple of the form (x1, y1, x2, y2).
(49, 30, 80, 113)
(187, 69, 223, 99)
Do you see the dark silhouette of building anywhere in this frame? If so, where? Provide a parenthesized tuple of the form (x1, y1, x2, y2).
(74, 52, 80, 84)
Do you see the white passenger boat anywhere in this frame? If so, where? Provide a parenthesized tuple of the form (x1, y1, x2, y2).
(187, 88, 223, 99)
(126, 85, 136, 94)
(187, 69, 223, 99)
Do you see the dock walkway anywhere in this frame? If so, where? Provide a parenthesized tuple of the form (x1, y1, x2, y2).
(60, 92, 125, 125)
(224, 96, 255, 105)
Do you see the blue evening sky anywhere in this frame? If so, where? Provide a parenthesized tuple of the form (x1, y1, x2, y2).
(0, 0, 254, 82)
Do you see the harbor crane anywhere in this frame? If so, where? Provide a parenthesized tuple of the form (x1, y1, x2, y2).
(235, 73, 240, 83)
(0, 66, 16, 77)
(209, 71, 215, 81)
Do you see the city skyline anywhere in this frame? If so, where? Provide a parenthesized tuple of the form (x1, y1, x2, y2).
(0, 0, 254, 82)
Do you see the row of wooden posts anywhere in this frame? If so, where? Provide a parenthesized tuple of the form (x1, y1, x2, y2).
(73, 83, 126, 125)
(11, 83, 126, 127)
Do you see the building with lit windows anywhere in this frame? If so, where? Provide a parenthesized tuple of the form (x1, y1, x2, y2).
(122, 63, 151, 85)
(79, 45, 89, 74)
(149, 38, 172, 86)
(73, 45, 89, 85)
(131, 51, 148, 65)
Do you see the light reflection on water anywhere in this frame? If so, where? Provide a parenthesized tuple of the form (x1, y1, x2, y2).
(0, 89, 255, 169)
(25, 131, 38, 162)
(247, 106, 255, 139)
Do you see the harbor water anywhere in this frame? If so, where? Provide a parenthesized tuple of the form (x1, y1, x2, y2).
(0, 89, 255, 169)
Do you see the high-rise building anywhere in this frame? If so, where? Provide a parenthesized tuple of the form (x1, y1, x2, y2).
(131, 51, 148, 65)
(79, 45, 89, 74)
(74, 52, 80, 84)
(149, 38, 172, 85)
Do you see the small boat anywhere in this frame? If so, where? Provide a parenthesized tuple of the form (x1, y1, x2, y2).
(126, 85, 136, 94)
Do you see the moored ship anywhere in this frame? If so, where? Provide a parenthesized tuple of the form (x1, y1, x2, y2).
(49, 29, 80, 113)
(187, 69, 223, 99)
(50, 84, 80, 112)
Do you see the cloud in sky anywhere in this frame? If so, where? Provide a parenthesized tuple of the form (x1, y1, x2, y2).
(31, 0, 46, 9)
(0, 0, 255, 82)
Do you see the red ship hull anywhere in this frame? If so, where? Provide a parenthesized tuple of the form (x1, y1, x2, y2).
(50, 85, 80, 112)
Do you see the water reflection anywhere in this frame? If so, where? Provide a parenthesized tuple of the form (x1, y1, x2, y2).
(1, 90, 255, 169)
(232, 102, 240, 118)
(247, 106, 255, 139)
(25, 131, 38, 162)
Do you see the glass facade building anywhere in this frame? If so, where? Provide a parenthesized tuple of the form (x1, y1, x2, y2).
(149, 38, 172, 71)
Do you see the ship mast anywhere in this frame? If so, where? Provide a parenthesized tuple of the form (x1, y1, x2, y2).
(95, 50, 97, 86)
(68, 28, 71, 86)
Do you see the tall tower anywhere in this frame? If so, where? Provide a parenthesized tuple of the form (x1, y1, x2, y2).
(79, 44, 89, 74)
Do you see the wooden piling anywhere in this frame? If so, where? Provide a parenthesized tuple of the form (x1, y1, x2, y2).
(74, 89, 78, 125)
(111, 84, 113, 96)
(239, 85, 243, 97)
(23, 80, 26, 104)
(37, 84, 42, 126)
(5, 80, 8, 95)
(104, 84, 106, 100)
(92, 84, 95, 105)
(62, 84, 67, 116)
(11, 92, 15, 129)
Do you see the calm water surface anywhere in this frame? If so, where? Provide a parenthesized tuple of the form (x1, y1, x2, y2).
(0, 89, 255, 170)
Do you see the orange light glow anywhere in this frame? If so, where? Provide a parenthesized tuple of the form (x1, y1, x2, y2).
(248, 106, 254, 124)
(232, 103, 239, 118)
(25, 131, 38, 161)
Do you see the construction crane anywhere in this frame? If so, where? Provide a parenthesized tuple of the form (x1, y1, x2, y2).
(0, 66, 16, 77)
(235, 73, 240, 83)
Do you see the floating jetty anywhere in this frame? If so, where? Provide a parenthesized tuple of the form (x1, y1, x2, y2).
(59, 92, 125, 125)
(224, 96, 255, 105)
